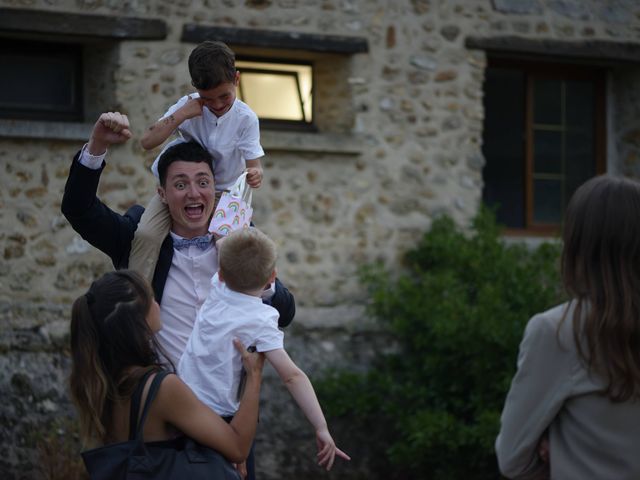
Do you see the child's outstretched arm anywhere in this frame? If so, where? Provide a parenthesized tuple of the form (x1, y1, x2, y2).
(140, 95, 204, 150)
(265, 348, 351, 470)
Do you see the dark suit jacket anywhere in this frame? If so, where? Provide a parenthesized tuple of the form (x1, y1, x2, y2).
(61, 151, 295, 327)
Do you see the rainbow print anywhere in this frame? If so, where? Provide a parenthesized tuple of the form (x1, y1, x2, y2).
(228, 201, 240, 212)
(213, 209, 226, 219)
(217, 224, 232, 235)
(232, 215, 240, 225)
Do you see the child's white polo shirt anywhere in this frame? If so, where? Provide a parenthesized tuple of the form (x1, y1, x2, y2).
(178, 273, 283, 417)
(151, 96, 264, 191)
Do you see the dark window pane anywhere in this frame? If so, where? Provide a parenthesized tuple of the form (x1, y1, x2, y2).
(566, 80, 594, 129)
(534, 79, 562, 125)
(566, 130, 596, 201)
(482, 67, 525, 228)
(0, 56, 77, 110)
(533, 130, 562, 174)
(0, 41, 82, 121)
(533, 179, 563, 224)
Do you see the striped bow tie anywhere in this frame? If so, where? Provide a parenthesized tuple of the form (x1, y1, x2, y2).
(173, 235, 212, 250)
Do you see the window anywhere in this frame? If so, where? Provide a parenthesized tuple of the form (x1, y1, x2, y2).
(482, 59, 606, 233)
(181, 25, 369, 135)
(0, 40, 83, 122)
(0, 8, 165, 139)
(236, 59, 313, 130)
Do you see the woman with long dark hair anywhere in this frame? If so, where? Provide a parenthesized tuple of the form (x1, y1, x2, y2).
(69, 269, 264, 469)
(496, 175, 640, 479)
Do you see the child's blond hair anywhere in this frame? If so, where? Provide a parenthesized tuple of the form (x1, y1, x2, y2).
(218, 228, 277, 293)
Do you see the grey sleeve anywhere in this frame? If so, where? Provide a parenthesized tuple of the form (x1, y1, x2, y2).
(495, 313, 575, 479)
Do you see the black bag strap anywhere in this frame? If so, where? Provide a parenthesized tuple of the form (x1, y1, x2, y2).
(129, 370, 154, 440)
(128, 370, 171, 441)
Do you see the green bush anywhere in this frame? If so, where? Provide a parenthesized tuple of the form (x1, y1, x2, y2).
(319, 208, 564, 479)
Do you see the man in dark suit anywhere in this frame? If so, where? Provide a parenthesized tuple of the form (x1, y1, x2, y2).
(62, 111, 295, 366)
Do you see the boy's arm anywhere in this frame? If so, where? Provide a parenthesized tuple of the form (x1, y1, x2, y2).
(265, 349, 350, 469)
(266, 349, 326, 429)
(140, 96, 204, 150)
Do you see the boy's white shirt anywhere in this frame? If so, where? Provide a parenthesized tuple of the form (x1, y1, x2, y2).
(178, 273, 283, 417)
(150, 95, 264, 191)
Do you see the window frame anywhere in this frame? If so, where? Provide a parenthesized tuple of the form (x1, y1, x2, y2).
(0, 39, 84, 122)
(485, 57, 607, 236)
(236, 55, 316, 132)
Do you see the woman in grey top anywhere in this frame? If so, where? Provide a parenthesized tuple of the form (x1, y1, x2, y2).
(496, 175, 640, 480)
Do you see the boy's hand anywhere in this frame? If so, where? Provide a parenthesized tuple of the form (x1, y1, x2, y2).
(88, 112, 132, 155)
(179, 95, 205, 120)
(246, 167, 263, 188)
(315, 427, 351, 470)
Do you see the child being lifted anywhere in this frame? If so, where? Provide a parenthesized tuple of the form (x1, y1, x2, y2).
(178, 228, 350, 473)
(133, 40, 264, 280)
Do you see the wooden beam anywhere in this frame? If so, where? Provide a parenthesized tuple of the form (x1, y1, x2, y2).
(0, 8, 167, 40)
(466, 35, 640, 65)
(182, 24, 369, 54)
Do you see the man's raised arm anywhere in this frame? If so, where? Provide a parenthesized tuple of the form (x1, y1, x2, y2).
(87, 111, 132, 155)
(61, 112, 139, 269)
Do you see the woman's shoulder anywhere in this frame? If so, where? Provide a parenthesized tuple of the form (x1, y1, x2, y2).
(527, 302, 567, 329)
(525, 301, 578, 352)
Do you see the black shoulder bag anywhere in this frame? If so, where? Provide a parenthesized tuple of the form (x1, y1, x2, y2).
(81, 370, 241, 480)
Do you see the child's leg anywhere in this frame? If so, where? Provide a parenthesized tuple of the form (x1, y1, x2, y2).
(129, 193, 171, 281)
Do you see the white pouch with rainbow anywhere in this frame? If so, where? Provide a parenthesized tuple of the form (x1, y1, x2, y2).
(208, 172, 253, 236)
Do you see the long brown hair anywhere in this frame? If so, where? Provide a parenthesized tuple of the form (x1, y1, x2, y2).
(562, 175, 640, 401)
(69, 270, 169, 443)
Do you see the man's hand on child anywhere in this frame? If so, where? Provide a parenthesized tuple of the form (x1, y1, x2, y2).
(315, 427, 351, 470)
(246, 167, 263, 188)
(89, 112, 132, 155)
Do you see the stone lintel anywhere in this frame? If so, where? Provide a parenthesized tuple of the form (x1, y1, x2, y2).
(0, 8, 167, 40)
(182, 24, 369, 54)
(466, 35, 640, 65)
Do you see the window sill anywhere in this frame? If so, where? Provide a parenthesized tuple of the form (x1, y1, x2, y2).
(261, 130, 363, 156)
(0, 119, 365, 157)
(502, 230, 561, 249)
(0, 119, 94, 142)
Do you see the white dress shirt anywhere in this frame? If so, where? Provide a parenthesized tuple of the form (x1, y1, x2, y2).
(156, 232, 218, 365)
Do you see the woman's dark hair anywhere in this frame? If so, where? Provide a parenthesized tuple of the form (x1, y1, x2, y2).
(69, 270, 170, 443)
(562, 175, 640, 401)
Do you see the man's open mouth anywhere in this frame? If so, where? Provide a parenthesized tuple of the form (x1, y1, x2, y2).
(185, 204, 204, 218)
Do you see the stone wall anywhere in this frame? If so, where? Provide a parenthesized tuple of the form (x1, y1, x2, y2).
(2, 0, 640, 478)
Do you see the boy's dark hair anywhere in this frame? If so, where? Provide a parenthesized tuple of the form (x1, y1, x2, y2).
(157, 141, 214, 186)
(188, 41, 236, 90)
